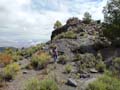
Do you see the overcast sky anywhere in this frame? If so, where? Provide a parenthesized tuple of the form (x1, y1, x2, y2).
(0, 0, 107, 47)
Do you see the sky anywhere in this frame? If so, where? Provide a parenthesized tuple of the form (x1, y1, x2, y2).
(0, 0, 107, 47)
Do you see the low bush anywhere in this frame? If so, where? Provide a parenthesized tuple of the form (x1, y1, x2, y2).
(54, 31, 77, 40)
(12, 53, 22, 62)
(31, 52, 51, 69)
(2, 63, 20, 81)
(58, 55, 68, 64)
(40, 78, 58, 90)
(20, 44, 45, 58)
(64, 31, 77, 39)
(24, 78, 58, 90)
(96, 61, 106, 72)
(65, 64, 73, 73)
(24, 78, 41, 90)
(74, 54, 81, 61)
(86, 74, 120, 90)
(77, 53, 96, 72)
(112, 57, 120, 74)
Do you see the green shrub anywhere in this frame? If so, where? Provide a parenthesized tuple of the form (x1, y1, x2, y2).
(24, 78, 41, 90)
(53, 33, 64, 40)
(65, 64, 73, 73)
(96, 61, 106, 72)
(3, 63, 20, 81)
(86, 80, 106, 90)
(20, 44, 45, 58)
(74, 54, 81, 61)
(86, 75, 120, 90)
(12, 53, 22, 62)
(24, 78, 58, 90)
(26, 48, 36, 57)
(31, 52, 51, 69)
(58, 55, 68, 64)
(54, 31, 77, 40)
(40, 78, 58, 90)
(77, 53, 96, 72)
(96, 53, 103, 61)
(54, 20, 62, 29)
(111, 57, 120, 75)
(64, 31, 77, 39)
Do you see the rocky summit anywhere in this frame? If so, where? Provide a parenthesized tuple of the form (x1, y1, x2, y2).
(50, 18, 111, 60)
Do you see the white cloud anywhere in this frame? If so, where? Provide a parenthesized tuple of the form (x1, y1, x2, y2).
(0, 0, 107, 47)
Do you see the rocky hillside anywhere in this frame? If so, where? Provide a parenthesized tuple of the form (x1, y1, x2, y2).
(0, 17, 120, 90)
(50, 17, 112, 60)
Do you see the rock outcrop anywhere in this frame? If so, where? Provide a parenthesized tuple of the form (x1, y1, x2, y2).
(50, 17, 111, 60)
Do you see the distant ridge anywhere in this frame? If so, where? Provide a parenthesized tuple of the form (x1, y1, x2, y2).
(0, 47, 17, 52)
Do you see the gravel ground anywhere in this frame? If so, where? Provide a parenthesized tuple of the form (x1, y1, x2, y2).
(0, 59, 102, 90)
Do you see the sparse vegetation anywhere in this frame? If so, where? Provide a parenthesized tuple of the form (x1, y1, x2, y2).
(64, 31, 77, 39)
(12, 53, 22, 62)
(65, 64, 73, 73)
(96, 61, 106, 72)
(58, 55, 68, 64)
(20, 44, 45, 58)
(24, 78, 58, 90)
(54, 31, 77, 40)
(74, 54, 81, 61)
(2, 63, 20, 81)
(24, 78, 41, 90)
(40, 78, 58, 90)
(77, 53, 96, 72)
(31, 52, 51, 69)
(0, 1, 120, 90)
(86, 74, 120, 90)
(95, 53, 106, 72)
(111, 57, 120, 75)
(54, 20, 62, 29)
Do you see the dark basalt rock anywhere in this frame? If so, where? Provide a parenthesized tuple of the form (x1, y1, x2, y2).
(51, 25, 68, 40)
(80, 74, 90, 78)
(51, 17, 82, 40)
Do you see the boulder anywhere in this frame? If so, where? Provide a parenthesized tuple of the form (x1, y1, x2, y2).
(67, 78, 77, 87)
(90, 68, 98, 73)
(80, 74, 90, 78)
(23, 70, 28, 74)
